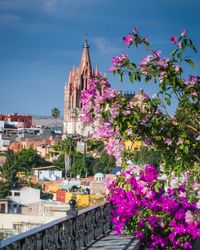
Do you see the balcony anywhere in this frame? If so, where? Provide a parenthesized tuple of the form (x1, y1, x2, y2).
(0, 200, 199, 250)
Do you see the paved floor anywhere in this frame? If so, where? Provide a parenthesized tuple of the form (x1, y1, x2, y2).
(88, 232, 140, 250)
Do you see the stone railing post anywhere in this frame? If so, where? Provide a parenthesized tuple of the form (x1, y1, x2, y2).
(67, 199, 78, 217)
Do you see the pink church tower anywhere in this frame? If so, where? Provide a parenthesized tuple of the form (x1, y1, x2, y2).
(64, 41, 97, 136)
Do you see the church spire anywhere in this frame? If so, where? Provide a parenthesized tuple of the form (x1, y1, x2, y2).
(79, 40, 92, 74)
(68, 68, 72, 83)
(95, 64, 99, 75)
(83, 40, 89, 48)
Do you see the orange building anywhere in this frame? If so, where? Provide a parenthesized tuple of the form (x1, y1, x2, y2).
(9, 137, 61, 156)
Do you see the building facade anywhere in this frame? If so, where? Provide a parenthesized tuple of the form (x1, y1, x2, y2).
(63, 41, 98, 136)
(0, 114, 32, 129)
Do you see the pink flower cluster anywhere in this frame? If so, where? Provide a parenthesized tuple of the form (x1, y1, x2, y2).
(170, 30, 187, 47)
(109, 53, 128, 72)
(107, 164, 200, 249)
(81, 74, 124, 163)
(81, 74, 115, 123)
(184, 75, 198, 86)
(105, 137, 124, 165)
(123, 27, 147, 47)
(94, 123, 115, 139)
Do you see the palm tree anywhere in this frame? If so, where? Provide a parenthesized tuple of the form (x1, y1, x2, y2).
(51, 107, 60, 126)
(53, 137, 75, 177)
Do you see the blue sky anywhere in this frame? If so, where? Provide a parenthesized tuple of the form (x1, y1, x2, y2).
(0, 0, 200, 116)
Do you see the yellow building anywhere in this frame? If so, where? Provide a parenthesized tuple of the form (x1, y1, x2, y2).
(125, 140, 142, 152)
(45, 182, 60, 193)
(76, 194, 90, 208)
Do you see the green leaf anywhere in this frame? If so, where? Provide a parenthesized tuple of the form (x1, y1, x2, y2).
(153, 98, 161, 105)
(132, 62, 137, 68)
(137, 74, 141, 81)
(184, 146, 189, 154)
(127, 121, 133, 128)
(185, 59, 195, 68)
(155, 182, 161, 193)
(164, 97, 171, 106)
(127, 64, 134, 71)
(177, 53, 182, 60)
(129, 72, 134, 83)
(119, 73, 123, 82)
(172, 49, 178, 57)
(182, 38, 187, 49)
(189, 38, 197, 53)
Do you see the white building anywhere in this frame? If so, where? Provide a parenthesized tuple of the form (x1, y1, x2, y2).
(94, 173, 104, 182)
(7, 187, 40, 213)
(0, 134, 10, 153)
(32, 166, 63, 181)
(0, 121, 5, 132)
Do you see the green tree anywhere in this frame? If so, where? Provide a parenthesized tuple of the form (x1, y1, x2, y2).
(0, 181, 10, 199)
(2, 148, 49, 189)
(14, 147, 47, 172)
(70, 151, 89, 177)
(131, 147, 161, 168)
(53, 137, 75, 177)
(69, 140, 116, 176)
(92, 150, 116, 174)
(51, 107, 60, 127)
(52, 153, 65, 169)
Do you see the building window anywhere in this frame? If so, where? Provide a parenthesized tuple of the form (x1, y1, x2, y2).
(13, 223, 22, 230)
(14, 192, 20, 196)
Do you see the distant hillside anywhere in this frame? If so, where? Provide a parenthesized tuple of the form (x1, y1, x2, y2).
(32, 115, 63, 128)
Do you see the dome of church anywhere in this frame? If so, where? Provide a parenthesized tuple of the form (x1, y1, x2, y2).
(129, 90, 150, 113)
(130, 89, 149, 106)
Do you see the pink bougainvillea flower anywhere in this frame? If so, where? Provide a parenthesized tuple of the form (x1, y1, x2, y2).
(184, 75, 198, 86)
(181, 29, 187, 37)
(152, 93, 157, 99)
(109, 65, 117, 72)
(152, 50, 162, 57)
(144, 137, 152, 145)
(170, 35, 178, 44)
(139, 55, 154, 69)
(156, 57, 169, 68)
(165, 138, 173, 145)
(123, 34, 134, 46)
(110, 53, 128, 72)
(195, 135, 200, 141)
(178, 42, 182, 49)
(174, 65, 181, 72)
(185, 210, 194, 223)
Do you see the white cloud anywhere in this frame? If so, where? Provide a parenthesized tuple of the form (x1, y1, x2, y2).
(0, 14, 21, 22)
(93, 37, 121, 56)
